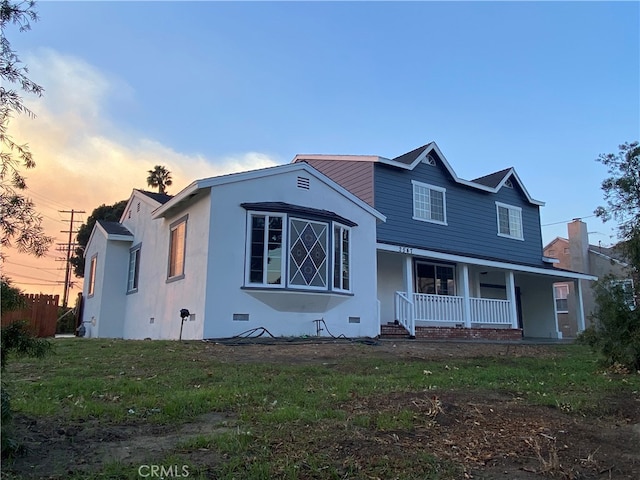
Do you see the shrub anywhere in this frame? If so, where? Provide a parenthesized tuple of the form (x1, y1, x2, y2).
(578, 276, 640, 371)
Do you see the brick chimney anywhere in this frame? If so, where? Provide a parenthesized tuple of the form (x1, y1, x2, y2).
(568, 219, 589, 273)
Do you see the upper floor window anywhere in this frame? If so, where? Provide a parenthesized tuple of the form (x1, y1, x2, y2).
(496, 202, 523, 240)
(554, 283, 569, 313)
(412, 180, 447, 225)
(87, 254, 97, 297)
(168, 216, 187, 281)
(245, 211, 351, 293)
(127, 244, 141, 293)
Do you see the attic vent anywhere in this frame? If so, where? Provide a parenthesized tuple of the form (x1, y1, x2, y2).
(297, 176, 310, 190)
(233, 313, 249, 321)
(424, 154, 436, 166)
(137, 202, 141, 212)
(128, 210, 131, 219)
(504, 179, 513, 188)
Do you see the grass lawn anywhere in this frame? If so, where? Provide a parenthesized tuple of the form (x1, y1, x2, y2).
(2, 338, 639, 479)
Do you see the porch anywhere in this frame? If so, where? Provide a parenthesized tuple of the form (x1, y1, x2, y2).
(393, 291, 517, 337)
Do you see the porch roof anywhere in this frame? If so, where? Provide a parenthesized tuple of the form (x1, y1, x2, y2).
(377, 242, 597, 281)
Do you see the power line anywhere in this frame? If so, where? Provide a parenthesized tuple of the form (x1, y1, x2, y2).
(3, 260, 64, 272)
(2, 271, 64, 283)
(541, 214, 596, 227)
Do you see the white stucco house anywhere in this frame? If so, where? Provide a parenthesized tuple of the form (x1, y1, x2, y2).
(81, 162, 386, 340)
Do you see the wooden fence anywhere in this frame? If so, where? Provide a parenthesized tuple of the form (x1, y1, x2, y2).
(1, 294, 60, 337)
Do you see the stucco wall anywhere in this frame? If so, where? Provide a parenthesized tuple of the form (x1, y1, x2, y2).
(81, 230, 130, 338)
(201, 169, 381, 339)
(121, 192, 210, 340)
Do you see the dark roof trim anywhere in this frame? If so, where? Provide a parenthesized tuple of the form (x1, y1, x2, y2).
(241, 202, 358, 227)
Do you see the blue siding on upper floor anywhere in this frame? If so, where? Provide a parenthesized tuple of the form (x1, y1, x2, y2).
(374, 158, 545, 266)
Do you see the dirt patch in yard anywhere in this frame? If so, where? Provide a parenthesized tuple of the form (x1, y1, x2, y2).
(4, 340, 640, 479)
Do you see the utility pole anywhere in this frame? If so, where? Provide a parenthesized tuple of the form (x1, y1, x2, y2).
(60, 209, 85, 308)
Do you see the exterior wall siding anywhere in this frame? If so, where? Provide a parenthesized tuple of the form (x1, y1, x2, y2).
(374, 160, 544, 266)
(298, 159, 375, 207)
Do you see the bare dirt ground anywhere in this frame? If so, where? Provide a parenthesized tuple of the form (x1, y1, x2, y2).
(5, 340, 640, 479)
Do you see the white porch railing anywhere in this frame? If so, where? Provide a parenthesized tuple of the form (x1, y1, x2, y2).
(394, 291, 415, 337)
(469, 297, 511, 324)
(395, 292, 512, 327)
(414, 293, 465, 323)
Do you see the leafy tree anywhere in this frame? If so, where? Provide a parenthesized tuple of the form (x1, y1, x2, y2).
(69, 200, 127, 277)
(146, 165, 173, 194)
(0, 0, 52, 259)
(594, 141, 640, 269)
(579, 141, 640, 372)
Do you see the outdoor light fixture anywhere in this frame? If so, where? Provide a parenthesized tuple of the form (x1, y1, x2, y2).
(179, 309, 190, 340)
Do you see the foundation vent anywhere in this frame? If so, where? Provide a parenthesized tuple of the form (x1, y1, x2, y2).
(233, 313, 250, 321)
(348, 316, 361, 324)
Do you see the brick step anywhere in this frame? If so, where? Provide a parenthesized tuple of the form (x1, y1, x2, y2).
(379, 323, 522, 341)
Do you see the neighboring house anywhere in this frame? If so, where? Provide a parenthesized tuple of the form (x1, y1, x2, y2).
(295, 142, 595, 339)
(82, 163, 385, 340)
(544, 219, 635, 337)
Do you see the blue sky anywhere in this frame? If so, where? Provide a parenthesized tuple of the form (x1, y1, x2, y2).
(4, 1, 640, 295)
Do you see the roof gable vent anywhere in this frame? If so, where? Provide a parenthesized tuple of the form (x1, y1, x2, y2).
(504, 178, 513, 188)
(297, 176, 310, 190)
(424, 154, 436, 166)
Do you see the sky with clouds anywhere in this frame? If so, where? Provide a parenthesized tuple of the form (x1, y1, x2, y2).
(2, 1, 639, 298)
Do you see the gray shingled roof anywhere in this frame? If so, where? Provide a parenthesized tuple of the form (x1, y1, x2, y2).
(97, 220, 133, 236)
(391, 143, 431, 165)
(137, 190, 173, 204)
(472, 168, 513, 188)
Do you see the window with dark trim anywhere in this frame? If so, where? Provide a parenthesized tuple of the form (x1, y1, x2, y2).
(127, 244, 141, 293)
(245, 211, 351, 292)
(168, 216, 187, 281)
(88, 254, 97, 297)
(415, 260, 456, 296)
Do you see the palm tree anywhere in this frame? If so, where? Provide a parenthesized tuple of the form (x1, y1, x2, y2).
(146, 165, 173, 194)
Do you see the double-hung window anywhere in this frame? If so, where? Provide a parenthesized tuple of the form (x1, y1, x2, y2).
(554, 283, 569, 313)
(127, 245, 141, 293)
(496, 202, 523, 240)
(412, 180, 447, 225)
(168, 216, 187, 281)
(245, 211, 351, 292)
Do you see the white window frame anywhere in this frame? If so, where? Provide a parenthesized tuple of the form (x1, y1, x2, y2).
(412, 180, 447, 226)
(554, 283, 569, 313)
(245, 212, 286, 288)
(127, 244, 141, 294)
(288, 217, 329, 290)
(87, 253, 97, 297)
(496, 202, 524, 240)
(167, 215, 187, 282)
(332, 223, 351, 293)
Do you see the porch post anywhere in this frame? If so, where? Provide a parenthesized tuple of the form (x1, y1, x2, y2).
(460, 263, 472, 328)
(505, 271, 519, 329)
(403, 255, 414, 297)
(574, 279, 586, 333)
